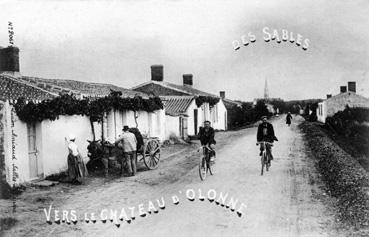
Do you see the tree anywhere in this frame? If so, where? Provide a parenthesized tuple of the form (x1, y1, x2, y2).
(254, 100, 271, 118)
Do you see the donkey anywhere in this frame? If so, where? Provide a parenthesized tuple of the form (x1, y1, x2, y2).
(86, 140, 125, 177)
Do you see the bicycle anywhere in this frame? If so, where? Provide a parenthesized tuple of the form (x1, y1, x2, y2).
(198, 146, 214, 180)
(256, 141, 273, 176)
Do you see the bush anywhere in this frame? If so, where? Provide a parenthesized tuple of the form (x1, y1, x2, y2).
(326, 107, 369, 156)
(331, 107, 369, 123)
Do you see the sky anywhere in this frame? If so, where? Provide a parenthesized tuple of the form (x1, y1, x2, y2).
(0, 0, 368, 101)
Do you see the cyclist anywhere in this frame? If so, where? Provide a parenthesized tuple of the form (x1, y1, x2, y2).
(257, 116, 278, 161)
(198, 120, 216, 162)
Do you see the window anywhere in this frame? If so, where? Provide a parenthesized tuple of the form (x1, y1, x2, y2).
(319, 104, 322, 116)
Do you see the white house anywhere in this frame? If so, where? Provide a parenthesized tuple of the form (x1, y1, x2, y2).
(132, 65, 228, 134)
(160, 96, 199, 139)
(0, 74, 165, 185)
(0, 46, 165, 185)
(317, 82, 369, 123)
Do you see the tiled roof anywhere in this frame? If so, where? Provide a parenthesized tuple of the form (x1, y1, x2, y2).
(163, 82, 216, 97)
(20, 76, 148, 99)
(0, 74, 56, 101)
(160, 96, 195, 116)
(133, 80, 218, 98)
(133, 81, 245, 111)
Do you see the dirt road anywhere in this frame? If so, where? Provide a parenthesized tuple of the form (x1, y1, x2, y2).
(2, 116, 346, 236)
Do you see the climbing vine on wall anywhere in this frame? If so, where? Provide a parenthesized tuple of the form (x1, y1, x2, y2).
(195, 96, 220, 107)
(14, 91, 163, 123)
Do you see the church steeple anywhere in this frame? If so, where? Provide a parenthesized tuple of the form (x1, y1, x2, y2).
(264, 78, 269, 101)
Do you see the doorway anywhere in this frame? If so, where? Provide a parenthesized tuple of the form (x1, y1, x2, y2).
(194, 109, 198, 135)
(27, 123, 40, 179)
(179, 116, 188, 139)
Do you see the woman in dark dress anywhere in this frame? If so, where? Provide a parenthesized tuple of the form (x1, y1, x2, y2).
(66, 135, 88, 184)
(286, 112, 292, 126)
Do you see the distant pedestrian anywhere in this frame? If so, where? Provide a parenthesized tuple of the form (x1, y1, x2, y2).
(286, 112, 292, 126)
(115, 126, 138, 176)
(66, 134, 88, 184)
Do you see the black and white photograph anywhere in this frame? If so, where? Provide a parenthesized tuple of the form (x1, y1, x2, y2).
(0, 0, 369, 236)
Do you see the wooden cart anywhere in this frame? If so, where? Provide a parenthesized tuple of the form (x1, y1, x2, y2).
(139, 137, 161, 170)
(87, 136, 161, 176)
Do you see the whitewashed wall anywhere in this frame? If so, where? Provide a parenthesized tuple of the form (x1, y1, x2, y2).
(40, 115, 93, 177)
(92, 121, 102, 141)
(165, 115, 180, 138)
(136, 110, 150, 137)
(3, 101, 30, 184)
(317, 102, 326, 123)
(185, 100, 199, 136)
(105, 109, 166, 142)
(149, 109, 166, 141)
(211, 100, 227, 130)
(201, 103, 210, 123)
(2, 103, 95, 184)
(192, 101, 226, 132)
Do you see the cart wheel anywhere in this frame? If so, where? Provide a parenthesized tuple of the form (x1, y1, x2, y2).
(143, 138, 160, 170)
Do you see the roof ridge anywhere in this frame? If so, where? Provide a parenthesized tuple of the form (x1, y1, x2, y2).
(22, 75, 125, 88)
(154, 81, 193, 95)
(163, 81, 219, 97)
(160, 95, 195, 98)
(326, 91, 369, 101)
(1, 74, 58, 97)
(133, 80, 219, 98)
(20, 75, 148, 98)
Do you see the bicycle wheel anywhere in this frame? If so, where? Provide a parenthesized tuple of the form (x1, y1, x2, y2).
(208, 157, 214, 176)
(266, 156, 269, 171)
(199, 156, 207, 180)
(261, 152, 265, 176)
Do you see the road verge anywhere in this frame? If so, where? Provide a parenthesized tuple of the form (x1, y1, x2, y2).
(299, 121, 369, 235)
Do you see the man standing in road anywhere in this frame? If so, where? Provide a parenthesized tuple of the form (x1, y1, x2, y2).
(115, 126, 138, 176)
(257, 116, 278, 160)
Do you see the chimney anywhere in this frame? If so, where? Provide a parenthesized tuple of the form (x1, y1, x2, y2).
(340, 86, 347, 93)
(220, 91, 225, 99)
(183, 74, 193, 86)
(0, 46, 20, 73)
(326, 94, 332, 99)
(151, 65, 163, 81)
(348, 81, 356, 93)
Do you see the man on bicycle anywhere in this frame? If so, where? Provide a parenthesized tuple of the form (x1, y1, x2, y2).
(257, 116, 278, 160)
(198, 120, 216, 162)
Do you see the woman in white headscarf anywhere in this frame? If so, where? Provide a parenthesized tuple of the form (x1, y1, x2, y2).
(66, 134, 88, 184)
